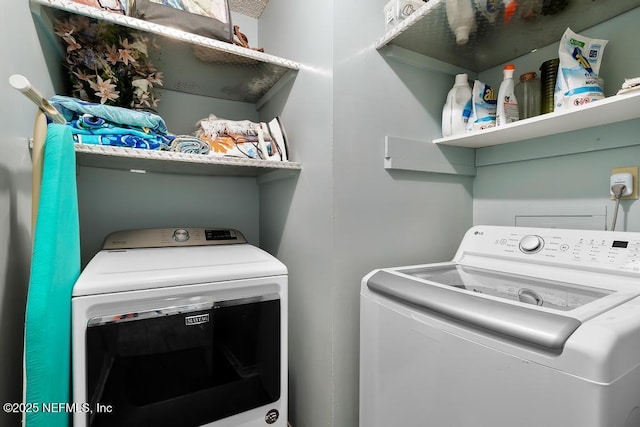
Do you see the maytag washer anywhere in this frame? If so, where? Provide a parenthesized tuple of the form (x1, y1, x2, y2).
(360, 225, 640, 427)
(72, 228, 287, 427)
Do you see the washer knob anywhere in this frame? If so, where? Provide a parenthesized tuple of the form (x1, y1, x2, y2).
(173, 228, 190, 242)
(519, 235, 544, 253)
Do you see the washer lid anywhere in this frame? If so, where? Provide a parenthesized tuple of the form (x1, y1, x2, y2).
(73, 243, 287, 296)
(405, 264, 613, 312)
(368, 264, 640, 351)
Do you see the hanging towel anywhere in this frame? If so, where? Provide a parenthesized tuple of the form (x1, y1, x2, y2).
(24, 123, 80, 427)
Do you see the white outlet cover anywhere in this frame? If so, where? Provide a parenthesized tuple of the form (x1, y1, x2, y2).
(610, 173, 633, 196)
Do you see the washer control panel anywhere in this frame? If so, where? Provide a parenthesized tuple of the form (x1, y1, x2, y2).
(172, 228, 190, 242)
(462, 226, 640, 273)
(102, 227, 247, 249)
(519, 234, 545, 254)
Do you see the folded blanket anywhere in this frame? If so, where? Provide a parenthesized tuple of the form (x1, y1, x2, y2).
(195, 114, 286, 160)
(617, 77, 640, 95)
(169, 135, 210, 154)
(72, 114, 174, 149)
(50, 95, 168, 134)
(49, 96, 175, 151)
(74, 133, 172, 150)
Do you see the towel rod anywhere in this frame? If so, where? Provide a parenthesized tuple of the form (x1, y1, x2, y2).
(31, 112, 48, 233)
(9, 75, 67, 233)
(9, 74, 66, 124)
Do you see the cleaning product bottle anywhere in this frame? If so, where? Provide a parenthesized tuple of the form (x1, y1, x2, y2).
(446, 0, 476, 45)
(496, 64, 519, 126)
(442, 73, 473, 137)
(473, 0, 499, 24)
(502, 0, 518, 24)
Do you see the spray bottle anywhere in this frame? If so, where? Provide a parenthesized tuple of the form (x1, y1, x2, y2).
(502, 0, 518, 24)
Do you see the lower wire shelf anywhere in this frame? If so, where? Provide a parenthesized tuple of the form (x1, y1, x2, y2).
(74, 144, 301, 178)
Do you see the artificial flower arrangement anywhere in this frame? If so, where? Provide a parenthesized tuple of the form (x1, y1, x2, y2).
(53, 14, 163, 110)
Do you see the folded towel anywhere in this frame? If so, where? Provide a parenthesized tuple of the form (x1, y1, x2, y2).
(194, 114, 287, 160)
(24, 124, 80, 427)
(617, 77, 640, 95)
(170, 135, 211, 154)
(50, 95, 168, 133)
(71, 114, 174, 149)
(51, 100, 176, 150)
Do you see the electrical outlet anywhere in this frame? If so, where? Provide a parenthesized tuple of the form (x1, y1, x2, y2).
(611, 166, 639, 199)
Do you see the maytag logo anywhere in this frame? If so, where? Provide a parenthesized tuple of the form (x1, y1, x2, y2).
(265, 409, 279, 424)
(185, 313, 209, 326)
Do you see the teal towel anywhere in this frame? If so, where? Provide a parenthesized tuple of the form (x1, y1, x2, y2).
(24, 124, 80, 427)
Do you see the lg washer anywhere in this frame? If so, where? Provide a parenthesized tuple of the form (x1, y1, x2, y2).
(361, 225, 640, 427)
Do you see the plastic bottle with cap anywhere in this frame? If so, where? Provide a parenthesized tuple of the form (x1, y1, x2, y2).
(502, 0, 518, 24)
(496, 64, 519, 126)
(442, 73, 473, 137)
(473, 0, 499, 24)
(446, 0, 476, 45)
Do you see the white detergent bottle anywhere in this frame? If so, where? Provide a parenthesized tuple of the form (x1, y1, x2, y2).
(442, 73, 473, 137)
(446, 0, 476, 45)
(496, 64, 519, 126)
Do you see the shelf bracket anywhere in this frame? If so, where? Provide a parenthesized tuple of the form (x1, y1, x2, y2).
(378, 45, 475, 77)
(384, 136, 476, 176)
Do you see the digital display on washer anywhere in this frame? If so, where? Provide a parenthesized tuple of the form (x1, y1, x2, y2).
(205, 229, 235, 240)
(612, 240, 629, 248)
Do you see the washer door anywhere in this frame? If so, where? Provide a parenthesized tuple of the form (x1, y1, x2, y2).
(84, 295, 281, 427)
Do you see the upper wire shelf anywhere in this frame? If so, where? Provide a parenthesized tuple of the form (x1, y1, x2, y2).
(376, 0, 640, 73)
(30, 0, 300, 103)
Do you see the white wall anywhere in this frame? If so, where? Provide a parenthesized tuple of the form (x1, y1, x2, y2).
(77, 88, 263, 265)
(474, 9, 640, 232)
(257, 0, 335, 425)
(258, 1, 473, 426)
(332, 1, 473, 425)
(77, 168, 261, 265)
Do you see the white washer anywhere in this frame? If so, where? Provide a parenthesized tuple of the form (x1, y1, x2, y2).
(360, 225, 640, 427)
(72, 228, 287, 427)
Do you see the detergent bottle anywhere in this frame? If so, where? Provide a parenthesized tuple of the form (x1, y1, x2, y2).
(446, 0, 476, 45)
(473, 0, 499, 24)
(442, 73, 473, 137)
(496, 64, 519, 126)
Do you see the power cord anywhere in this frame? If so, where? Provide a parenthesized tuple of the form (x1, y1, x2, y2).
(610, 183, 626, 231)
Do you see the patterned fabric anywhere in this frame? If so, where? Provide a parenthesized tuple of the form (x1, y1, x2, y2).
(195, 114, 284, 160)
(169, 136, 211, 154)
(50, 95, 168, 133)
(74, 133, 172, 150)
(48, 97, 287, 158)
(49, 96, 175, 151)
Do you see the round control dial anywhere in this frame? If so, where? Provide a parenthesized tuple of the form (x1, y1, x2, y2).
(519, 235, 544, 254)
(172, 228, 190, 242)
